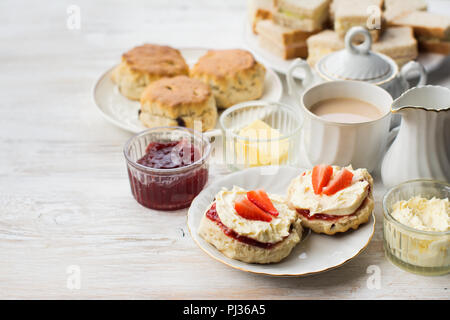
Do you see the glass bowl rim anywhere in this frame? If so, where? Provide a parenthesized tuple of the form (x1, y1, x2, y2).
(123, 126, 211, 174)
(219, 100, 303, 143)
(382, 178, 450, 236)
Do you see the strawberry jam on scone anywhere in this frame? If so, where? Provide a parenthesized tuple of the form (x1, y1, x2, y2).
(198, 186, 303, 264)
(287, 165, 374, 235)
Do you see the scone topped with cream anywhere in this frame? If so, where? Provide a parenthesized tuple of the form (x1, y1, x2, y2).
(139, 75, 217, 132)
(288, 165, 374, 235)
(198, 186, 302, 264)
(111, 44, 189, 100)
(190, 49, 266, 109)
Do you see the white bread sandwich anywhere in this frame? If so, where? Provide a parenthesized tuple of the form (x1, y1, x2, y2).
(384, 0, 427, 22)
(248, 0, 274, 34)
(372, 27, 418, 67)
(306, 30, 344, 66)
(256, 19, 314, 59)
(334, 0, 384, 41)
(384, 0, 427, 11)
(330, 0, 384, 20)
(306, 27, 418, 67)
(272, 0, 331, 32)
(389, 11, 450, 55)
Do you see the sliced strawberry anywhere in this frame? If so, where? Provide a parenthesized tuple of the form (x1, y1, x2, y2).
(322, 168, 354, 196)
(312, 164, 333, 194)
(234, 198, 273, 222)
(247, 189, 279, 216)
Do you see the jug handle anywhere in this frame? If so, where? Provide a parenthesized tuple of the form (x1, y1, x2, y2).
(400, 61, 427, 87)
(287, 58, 313, 104)
(386, 126, 400, 150)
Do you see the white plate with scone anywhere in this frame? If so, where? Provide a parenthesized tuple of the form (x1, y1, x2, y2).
(187, 165, 375, 277)
(92, 47, 283, 134)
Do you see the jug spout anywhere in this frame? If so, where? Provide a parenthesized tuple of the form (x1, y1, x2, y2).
(392, 85, 450, 115)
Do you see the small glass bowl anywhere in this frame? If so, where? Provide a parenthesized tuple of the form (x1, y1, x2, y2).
(123, 127, 211, 211)
(219, 101, 303, 171)
(383, 179, 450, 276)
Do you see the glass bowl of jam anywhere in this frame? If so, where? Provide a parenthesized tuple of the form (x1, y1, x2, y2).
(124, 127, 211, 211)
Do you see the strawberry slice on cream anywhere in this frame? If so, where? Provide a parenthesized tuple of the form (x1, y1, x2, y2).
(234, 198, 273, 222)
(322, 168, 354, 196)
(312, 164, 333, 194)
(247, 189, 279, 217)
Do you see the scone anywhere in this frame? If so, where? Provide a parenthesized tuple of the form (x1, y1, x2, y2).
(111, 44, 189, 100)
(198, 186, 303, 264)
(190, 49, 266, 109)
(139, 76, 217, 132)
(287, 165, 374, 235)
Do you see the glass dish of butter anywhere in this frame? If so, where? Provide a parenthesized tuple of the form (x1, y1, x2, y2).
(383, 179, 449, 276)
(219, 101, 302, 171)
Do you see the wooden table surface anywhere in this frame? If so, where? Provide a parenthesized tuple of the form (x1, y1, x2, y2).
(1, 0, 449, 299)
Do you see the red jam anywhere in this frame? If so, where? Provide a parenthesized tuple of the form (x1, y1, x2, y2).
(137, 140, 201, 169)
(128, 140, 208, 210)
(296, 209, 352, 221)
(206, 203, 286, 249)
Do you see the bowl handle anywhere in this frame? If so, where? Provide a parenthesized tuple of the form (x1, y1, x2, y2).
(400, 61, 427, 87)
(287, 58, 313, 104)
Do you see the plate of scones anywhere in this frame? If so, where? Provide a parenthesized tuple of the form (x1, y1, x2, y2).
(93, 44, 283, 134)
(188, 164, 375, 276)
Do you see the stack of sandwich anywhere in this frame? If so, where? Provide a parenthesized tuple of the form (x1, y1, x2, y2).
(249, 0, 450, 67)
(252, 0, 332, 59)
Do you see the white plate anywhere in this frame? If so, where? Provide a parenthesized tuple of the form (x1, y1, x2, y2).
(243, 21, 448, 79)
(187, 166, 375, 277)
(92, 48, 283, 134)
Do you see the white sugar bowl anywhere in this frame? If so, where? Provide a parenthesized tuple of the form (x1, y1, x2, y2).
(287, 27, 427, 101)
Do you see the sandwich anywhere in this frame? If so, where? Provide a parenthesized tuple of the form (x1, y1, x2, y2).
(306, 30, 344, 66)
(330, 0, 384, 21)
(384, 0, 427, 11)
(248, 0, 274, 34)
(389, 11, 450, 55)
(306, 27, 418, 67)
(272, 0, 331, 32)
(334, 0, 384, 41)
(372, 27, 418, 67)
(256, 19, 314, 59)
(384, 0, 427, 22)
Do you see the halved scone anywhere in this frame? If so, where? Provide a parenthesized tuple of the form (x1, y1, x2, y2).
(198, 186, 302, 264)
(287, 165, 374, 235)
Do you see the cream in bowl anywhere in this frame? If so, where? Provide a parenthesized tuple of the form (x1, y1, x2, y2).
(383, 180, 450, 276)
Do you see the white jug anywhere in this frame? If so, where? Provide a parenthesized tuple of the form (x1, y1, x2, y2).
(381, 86, 450, 187)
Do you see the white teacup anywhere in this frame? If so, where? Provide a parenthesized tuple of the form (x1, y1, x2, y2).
(299, 81, 393, 172)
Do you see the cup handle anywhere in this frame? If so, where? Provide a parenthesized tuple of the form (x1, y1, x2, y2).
(287, 58, 313, 104)
(400, 61, 427, 87)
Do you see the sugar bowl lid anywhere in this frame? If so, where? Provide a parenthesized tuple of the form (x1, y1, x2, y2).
(316, 27, 397, 83)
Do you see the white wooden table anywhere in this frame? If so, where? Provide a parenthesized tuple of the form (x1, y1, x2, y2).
(1, 0, 449, 299)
